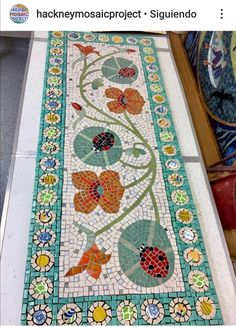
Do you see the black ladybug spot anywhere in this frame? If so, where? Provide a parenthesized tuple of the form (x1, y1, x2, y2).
(141, 257, 145, 262)
(149, 247, 153, 251)
(156, 274, 162, 278)
(158, 255, 164, 261)
(148, 265, 154, 270)
(166, 265, 169, 270)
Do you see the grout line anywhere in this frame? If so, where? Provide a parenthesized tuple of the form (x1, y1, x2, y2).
(0, 35, 34, 253)
(182, 156, 200, 162)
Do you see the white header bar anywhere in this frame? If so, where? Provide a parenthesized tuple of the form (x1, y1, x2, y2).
(0, 0, 235, 31)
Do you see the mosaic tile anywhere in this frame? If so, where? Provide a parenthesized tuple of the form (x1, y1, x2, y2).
(21, 32, 223, 325)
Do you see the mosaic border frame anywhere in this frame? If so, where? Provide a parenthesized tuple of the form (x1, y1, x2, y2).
(21, 32, 223, 325)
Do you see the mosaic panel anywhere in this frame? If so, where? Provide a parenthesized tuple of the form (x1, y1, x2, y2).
(21, 32, 223, 325)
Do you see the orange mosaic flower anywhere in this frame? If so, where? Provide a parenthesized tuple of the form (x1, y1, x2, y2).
(105, 87, 145, 115)
(73, 43, 100, 56)
(72, 170, 125, 214)
(65, 243, 111, 279)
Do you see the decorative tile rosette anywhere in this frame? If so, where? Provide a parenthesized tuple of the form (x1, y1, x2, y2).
(21, 32, 223, 325)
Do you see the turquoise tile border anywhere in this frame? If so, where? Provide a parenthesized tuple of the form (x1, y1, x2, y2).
(21, 32, 223, 325)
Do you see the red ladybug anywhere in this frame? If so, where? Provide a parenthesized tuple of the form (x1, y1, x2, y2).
(139, 244, 169, 278)
(92, 132, 115, 152)
(118, 67, 136, 78)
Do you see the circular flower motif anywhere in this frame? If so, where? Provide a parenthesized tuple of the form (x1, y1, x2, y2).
(39, 173, 59, 187)
(157, 118, 170, 128)
(37, 189, 57, 206)
(57, 303, 82, 325)
(172, 190, 189, 205)
(141, 299, 164, 324)
(117, 301, 137, 325)
(48, 66, 62, 75)
(49, 57, 63, 66)
(74, 127, 122, 167)
(102, 57, 138, 84)
(35, 209, 56, 226)
(98, 34, 109, 42)
(44, 112, 60, 125)
(168, 173, 184, 187)
(40, 157, 59, 171)
(43, 126, 61, 139)
(52, 31, 64, 38)
(112, 35, 123, 43)
(46, 87, 62, 98)
(105, 87, 145, 115)
(150, 84, 162, 93)
(126, 37, 137, 44)
(143, 47, 154, 54)
(140, 38, 152, 46)
(47, 76, 61, 86)
(145, 56, 156, 63)
(50, 47, 63, 56)
(160, 131, 174, 142)
(189, 270, 209, 292)
(169, 298, 191, 322)
(118, 220, 174, 287)
(45, 99, 61, 111)
(31, 250, 54, 272)
(83, 33, 95, 41)
(179, 227, 198, 244)
(146, 64, 158, 72)
(196, 297, 216, 320)
(165, 159, 180, 171)
(27, 304, 52, 326)
(153, 94, 165, 104)
(51, 39, 63, 47)
(184, 247, 203, 266)
(87, 301, 112, 325)
(41, 142, 60, 154)
(68, 32, 81, 40)
(29, 277, 53, 299)
(33, 229, 56, 247)
(176, 208, 193, 223)
(162, 145, 177, 156)
(148, 73, 159, 82)
(72, 170, 124, 214)
(154, 105, 168, 116)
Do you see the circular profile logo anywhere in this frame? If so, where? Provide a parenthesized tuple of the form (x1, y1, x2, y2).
(10, 4, 29, 24)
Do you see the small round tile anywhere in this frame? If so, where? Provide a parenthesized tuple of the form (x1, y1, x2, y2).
(46, 87, 62, 99)
(153, 94, 165, 104)
(68, 32, 81, 40)
(31, 250, 54, 272)
(154, 105, 168, 116)
(160, 131, 174, 142)
(98, 34, 109, 42)
(146, 64, 158, 72)
(50, 47, 63, 56)
(143, 47, 154, 54)
(41, 142, 60, 155)
(140, 38, 152, 46)
(52, 31, 64, 38)
(188, 270, 209, 292)
(40, 157, 60, 171)
(57, 303, 82, 325)
(83, 33, 95, 41)
(196, 297, 216, 320)
(47, 76, 62, 86)
(44, 112, 61, 124)
(27, 304, 52, 325)
(171, 190, 189, 205)
(29, 277, 53, 299)
(33, 229, 56, 247)
(148, 73, 159, 82)
(169, 298, 191, 322)
(112, 35, 123, 43)
(39, 173, 59, 187)
(45, 99, 61, 111)
(179, 227, 198, 244)
(37, 189, 57, 206)
(176, 208, 193, 223)
(126, 37, 137, 44)
(157, 117, 170, 128)
(141, 299, 164, 324)
(162, 145, 177, 156)
(43, 126, 61, 139)
(35, 209, 56, 226)
(51, 39, 63, 47)
(117, 300, 137, 325)
(49, 57, 63, 66)
(48, 66, 62, 75)
(168, 173, 184, 187)
(88, 301, 112, 325)
(165, 159, 180, 171)
(184, 247, 203, 266)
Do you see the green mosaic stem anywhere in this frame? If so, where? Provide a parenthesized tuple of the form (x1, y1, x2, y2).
(83, 69, 102, 78)
(125, 166, 152, 189)
(119, 159, 150, 169)
(85, 114, 116, 125)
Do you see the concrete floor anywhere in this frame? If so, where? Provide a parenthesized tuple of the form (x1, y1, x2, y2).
(0, 37, 30, 215)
